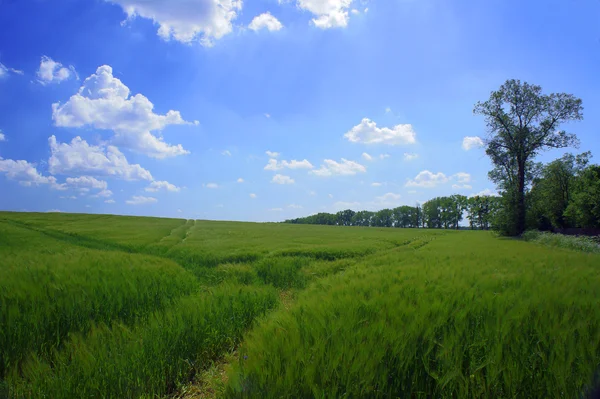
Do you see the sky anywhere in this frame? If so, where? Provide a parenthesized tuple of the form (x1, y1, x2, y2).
(0, 0, 599, 222)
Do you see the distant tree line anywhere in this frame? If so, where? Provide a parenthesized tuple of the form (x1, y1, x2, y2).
(283, 195, 502, 230)
(287, 80, 600, 234)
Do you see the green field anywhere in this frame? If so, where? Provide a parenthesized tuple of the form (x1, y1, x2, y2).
(1, 211, 599, 398)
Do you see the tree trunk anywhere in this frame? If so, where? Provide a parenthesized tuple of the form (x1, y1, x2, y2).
(516, 162, 526, 235)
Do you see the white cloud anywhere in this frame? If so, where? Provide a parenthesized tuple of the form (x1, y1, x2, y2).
(46, 209, 62, 213)
(249, 12, 283, 31)
(205, 183, 219, 189)
(371, 182, 382, 187)
(0, 157, 64, 189)
(60, 195, 78, 200)
(145, 180, 181, 192)
(222, 150, 232, 156)
(344, 118, 416, 145)
(92, 189, 114, 198)
(265, 150, 279, 158)
(311, 158, 366, 177)
(48, 136, 153, 181)
(308, 190, 317, 196)
(264, 158, 313, 171)
(452, 184, 472, 190)
(462, 136, 484, 151)
(52, 65, 192, 159)
(405, 170, 448, 188)
(126, 195, 157, 205)
(105, 199, 116, 203)
(470, 189, 500, 197)
(0, 132, 5, 141)
(269, 207, 283, 211)
(272, 174, 295, 184)
(237, 177, 244, 183)
(350, 8, 359, 15)
(407, 190, 417, 194)
(37, 56, 76, 85)
(328, 193, 333, 198)
(264, 113, 271, 118)
(385, 107, 392, 113)
(298, 0, 353, 28)
(362, 152, 373, 161)
(65, 176, 108, 190)
(0, 63, 24, 78)
(452, 172, 471, 184)
(106, 0, 242, 46)
(403, 152, 418, 161)
(379, 153, 390, 159)
(373, 192, 402, 208)
(288, 204, 303, 209)
(249, 193, 257, 198)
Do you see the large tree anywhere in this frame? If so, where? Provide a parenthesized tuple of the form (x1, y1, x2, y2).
(474, 79, 583, 235)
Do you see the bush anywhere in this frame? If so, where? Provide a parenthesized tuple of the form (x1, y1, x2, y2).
(522, 230, 600, 253)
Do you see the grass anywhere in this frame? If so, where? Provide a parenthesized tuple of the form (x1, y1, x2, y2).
(0, 212, 599, 398)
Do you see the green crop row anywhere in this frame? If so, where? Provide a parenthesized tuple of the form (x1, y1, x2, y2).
(226, 232, 600, 398)
(0, 221, 198, 378)
(6, 285, 278, 399)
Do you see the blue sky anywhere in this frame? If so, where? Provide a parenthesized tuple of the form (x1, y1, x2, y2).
(0, 0, 599, 222)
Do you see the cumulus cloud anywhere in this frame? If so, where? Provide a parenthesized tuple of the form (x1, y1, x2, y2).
(145, 180, 180, 192)
(249, 12, 283, 31)
(470, 189, 500, 197)
(0, 131, 5, 141)
(105, 199, 116, 203)
(0, 157, 64, 189)
(403, 152, 418, 161)
(249, 193, 257, 198)
(205, 183, 219, 189)
(405, 170, 448, 188)
(126, 195, 157, 205)
(92, 189, 113, 198)
(288, 204, 303, 209)
(452, 172, 471, 184)
(222, 150, 232, 156)
(452, 184, 472, 190)
(297, 0, 353, 28)
(264, 158, 313, 171)
(344, 118, 416, 145)
(106, 0, 242, 46)
(311, 158, 366, 177)
(37, 56, 76, 85)
(237, 177, 244, 183)
(462, 136, 484, 151)
(372, 192, 402, 208)
(371, 182, 382, 187)
(265, 150, 279, 158)
(65, 176, 108, 190)
(52, 65, 193, 159)
(269, 207, 283, 211)
(362, 152, 373, 161)
(48, 136, 153, 181)
(379, 153, 390, 159)
(272, 174, 295, 184)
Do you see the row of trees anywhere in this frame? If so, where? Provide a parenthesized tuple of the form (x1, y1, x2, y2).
(284, 195, 501, 230)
